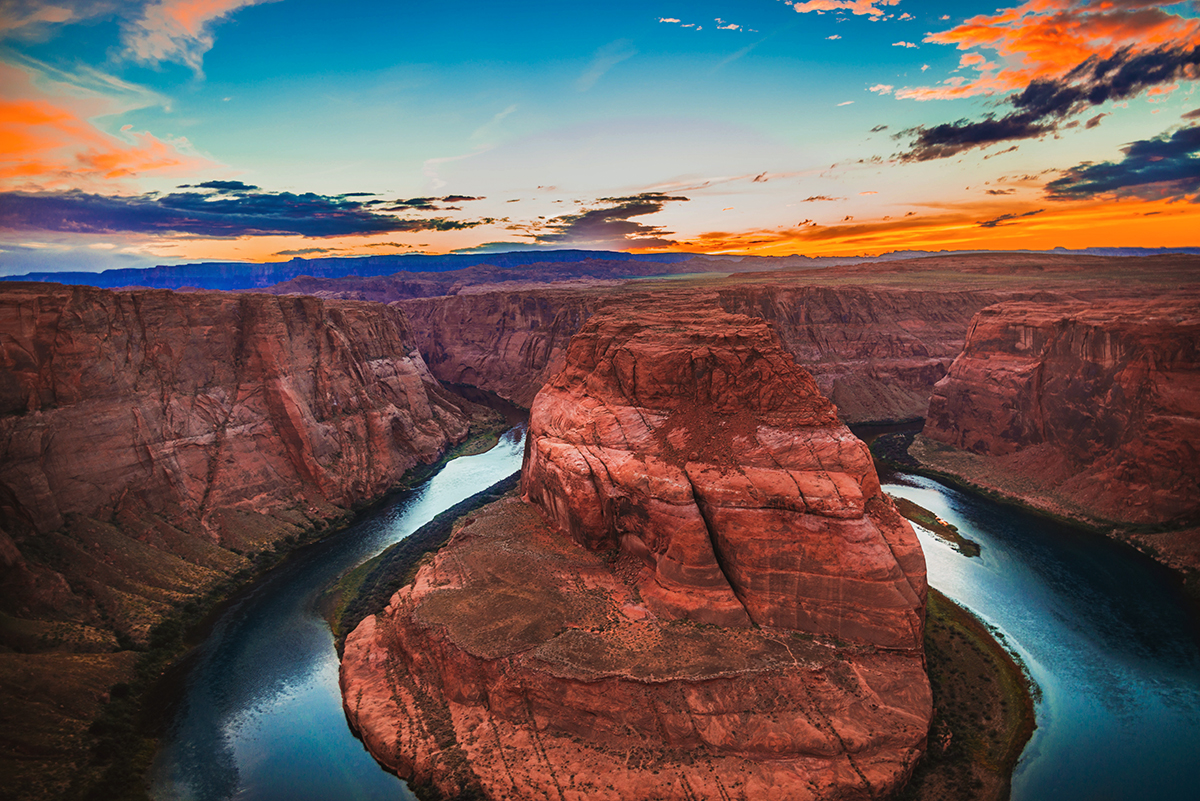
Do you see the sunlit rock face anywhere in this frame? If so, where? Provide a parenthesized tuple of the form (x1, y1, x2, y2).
(341, 296, 931, 801)
(0, 283, 474, 638)
(522, 296, 928, 647)
(923, 298, 1200, 528)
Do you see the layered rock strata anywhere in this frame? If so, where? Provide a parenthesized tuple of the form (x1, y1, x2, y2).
(920, 298, 1200, 534)
(342, 299, 931, 800)
(398, 284, 1021, 422)
(0, 283, 478, 642)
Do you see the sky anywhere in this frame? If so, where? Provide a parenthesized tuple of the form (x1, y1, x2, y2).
(1, 0, 1198, 273)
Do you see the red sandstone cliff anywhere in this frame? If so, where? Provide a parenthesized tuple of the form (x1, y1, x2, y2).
(0, 283, 479, 644)
(919, 298, 1200, 543)
(398, 284, 1025, 423)
(341, 298, 931, 800)
(397, 289, 596, 407)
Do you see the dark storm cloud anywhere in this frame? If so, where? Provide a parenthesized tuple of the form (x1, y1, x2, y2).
(0, 188, 485, 238)
(534, 192, 688, 248)
(1044, 126, 1200, 201)
(177, 180, 261, 192)
(900, 44, 1200, 162)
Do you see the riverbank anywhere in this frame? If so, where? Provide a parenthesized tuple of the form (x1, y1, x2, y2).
(2, 407, 510, 801)
(898, 589, 1037, 801)
(324, 471, 522, 649)
(873, 431, 1200, 608)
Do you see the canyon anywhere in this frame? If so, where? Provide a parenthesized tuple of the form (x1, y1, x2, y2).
(0, 283, 487, 797)
(341, 298, 932, 800)
(2, 251, 1198, 800)
(397, 284, 1022, 422)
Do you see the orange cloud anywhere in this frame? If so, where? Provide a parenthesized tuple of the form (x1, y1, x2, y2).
(0, 59, 214, 191)
(655, 197, 1200, 257)
(0, 97, 212, 190)
(897, 0, 1200, 101)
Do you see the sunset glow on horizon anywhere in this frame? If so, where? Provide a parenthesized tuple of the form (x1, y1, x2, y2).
(2, 0, 1198, 273)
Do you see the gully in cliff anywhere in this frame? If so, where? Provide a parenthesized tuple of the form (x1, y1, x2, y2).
(341, 296, 932, 801)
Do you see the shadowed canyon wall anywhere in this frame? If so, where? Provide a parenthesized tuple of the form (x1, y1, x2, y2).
(0, 283, 479, 645)
(341, 298, 931, 801)
(398, 285, 1035, 423)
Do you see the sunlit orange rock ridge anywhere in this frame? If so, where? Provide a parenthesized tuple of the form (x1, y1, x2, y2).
(341, 295, 932, 800)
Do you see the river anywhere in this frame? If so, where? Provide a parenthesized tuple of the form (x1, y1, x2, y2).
(882, 470, 1200, 801)
(150, 426, 1200, 801)
(150, 426, 527, 801)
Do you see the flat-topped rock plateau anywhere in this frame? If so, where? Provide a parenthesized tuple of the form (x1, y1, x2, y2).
(341, 297, 931, 800)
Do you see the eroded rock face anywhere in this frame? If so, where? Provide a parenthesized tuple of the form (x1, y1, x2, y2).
(399, 284, 1020, 423)
(522, 297, 927, 647)
(0, 283, 476, 639)
(342, 298, 931, 800)
(398, 290, 596, 407)
(923, 299, 1200, 527)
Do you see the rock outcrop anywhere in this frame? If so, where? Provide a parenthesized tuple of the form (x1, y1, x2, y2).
(0, 283, 480, 643)
(920, 298, 1200, 531)
(342, 298, 931, 800)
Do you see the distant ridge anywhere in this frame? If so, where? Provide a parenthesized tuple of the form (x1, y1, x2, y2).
(3, 246, 1198, 292)
(0, 250, 700, 292)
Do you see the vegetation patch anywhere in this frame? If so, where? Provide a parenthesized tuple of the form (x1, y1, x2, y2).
(892, 496, 981, 557)
(898, 589, 1037, 801)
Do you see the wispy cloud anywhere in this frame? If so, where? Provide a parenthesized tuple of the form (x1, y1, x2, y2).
(121, 1, 280, 74)
(529, 192, 688, 249)
(790, 0, 902, 18)
(577, 39, 637, 91)
(897, 0, 1200, 102)
(900, 43, 1200, 161)
(869, 84, 894, 94)
(892, 41, 917, 48)
(978, 208, 1044, 227)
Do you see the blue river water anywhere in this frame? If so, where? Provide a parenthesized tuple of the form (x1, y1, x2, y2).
(149, 426, 1200, 800)
(149, 426, 527, 801)
(883, 471, 1200, 801)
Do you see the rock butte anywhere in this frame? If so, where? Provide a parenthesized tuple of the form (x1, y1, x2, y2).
(342, 298, 931, 800)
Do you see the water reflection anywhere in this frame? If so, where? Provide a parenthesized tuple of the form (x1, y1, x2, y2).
(884, 473, 1200, 801)
(151, 427, 527, 801)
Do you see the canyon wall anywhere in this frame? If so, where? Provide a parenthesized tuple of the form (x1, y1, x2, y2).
(342, 298, 931, 800)
(919, 298, 1200, 536)
(0, 283, 480, 645)
(398, 289, 597, 407)
(399, 284, 1023, 422)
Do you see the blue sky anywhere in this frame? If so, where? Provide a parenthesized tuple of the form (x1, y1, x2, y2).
(2, 0, 1198, 272)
